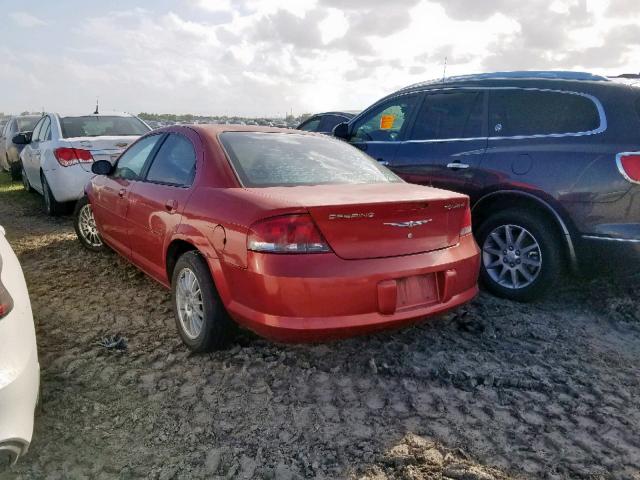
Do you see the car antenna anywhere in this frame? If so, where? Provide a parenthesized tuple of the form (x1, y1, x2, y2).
(442, 56, 447, 83)
(94, 98, 99, 115)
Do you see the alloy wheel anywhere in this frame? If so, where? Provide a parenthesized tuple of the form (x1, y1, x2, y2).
(175, 268, 205, 339)
(482, 224, 542, 290)
(78, 204, 103, 248)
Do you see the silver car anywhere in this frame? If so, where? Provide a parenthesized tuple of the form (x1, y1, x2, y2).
(0, 115, 41, 180)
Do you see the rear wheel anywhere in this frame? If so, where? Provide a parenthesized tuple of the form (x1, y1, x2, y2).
(22, 167, 33, 192)
(41, 173, 64, 216)
(476, 208, 563, 301)
(9, 161, 21, 181)
(171, 251, 236, 352)
(73, 197, 106, 252)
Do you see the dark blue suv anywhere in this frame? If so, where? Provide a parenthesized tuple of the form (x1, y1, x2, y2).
(333, 71, 640, 301)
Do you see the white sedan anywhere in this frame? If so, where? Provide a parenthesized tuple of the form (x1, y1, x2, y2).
(0, 226, 39, 469)
(17, 112, 151, 215)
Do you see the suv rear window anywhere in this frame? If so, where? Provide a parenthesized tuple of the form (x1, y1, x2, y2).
(489, 89, 601, 137)
(60, 116, 150, 138)
(220, 132, 401, 187)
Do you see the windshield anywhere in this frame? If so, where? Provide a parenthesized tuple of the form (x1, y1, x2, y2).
(60, 116, 150, 138)
(219, 132, 401, 187)
(16, 116, 40, 132)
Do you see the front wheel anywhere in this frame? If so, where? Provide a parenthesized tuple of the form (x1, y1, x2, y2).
(476, 209, 563, 301)
(73, 197, 106, 252)
(172, 251, 236, 352)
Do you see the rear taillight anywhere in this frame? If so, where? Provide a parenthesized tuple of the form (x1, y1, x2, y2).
(617, 152, 640, 184)
(248, 214, 331, 253)
(54, 147, 94, 167)
(460, 204, 472, 236)
(0, 258, 13, 320)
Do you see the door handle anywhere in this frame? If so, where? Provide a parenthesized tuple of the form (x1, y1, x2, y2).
(377, 158, 390, 166)
(118, 189, 126, 198)
(165, 199, 177, 212)
(446, 162, 470, 170)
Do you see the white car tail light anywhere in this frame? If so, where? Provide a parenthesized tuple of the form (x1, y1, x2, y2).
(54, 147, 94, 167)
(248, 214, 331, 253)
(616, 152, 640, 184)
(0, 257, 13, 319)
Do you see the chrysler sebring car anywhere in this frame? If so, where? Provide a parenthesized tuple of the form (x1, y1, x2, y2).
(74, 125, 480, 351)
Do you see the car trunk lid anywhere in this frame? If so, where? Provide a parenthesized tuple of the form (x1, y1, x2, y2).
(248, 183, 469, 260)
(64, 136, 138, 171)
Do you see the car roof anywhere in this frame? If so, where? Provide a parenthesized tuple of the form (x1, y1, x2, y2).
(311, 111, 359, 117)
(166, 124, 314, 141)
(53, 111, 137, 118)
(401, 70, 609, 90)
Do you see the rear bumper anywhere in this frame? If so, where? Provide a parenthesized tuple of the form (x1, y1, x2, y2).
(0, 346, 39, 466)
(216, 234, 480, 342)
(578, 234, 640, 273)
(43, 164, 93, 203)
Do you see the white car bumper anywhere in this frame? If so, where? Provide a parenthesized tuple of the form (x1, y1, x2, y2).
(0, 230, 39, 468)
(44, 164, 94, 203)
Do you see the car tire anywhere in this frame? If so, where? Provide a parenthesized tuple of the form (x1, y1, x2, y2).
(73, 197, 106, 252)
(475, 208, 563, 302)
(41, 173, 64, 216)
(22, 167, 33, 192)
(9, 161, 21, 181)
(171, 251, 236, 352)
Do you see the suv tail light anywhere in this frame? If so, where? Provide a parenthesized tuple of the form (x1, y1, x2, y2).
(0, 258, 13, 320)
(617, 152, 640, 184)
(460, 203, 472, 236)
(248, 214, 331, 253)
(54, 147, 94, 167)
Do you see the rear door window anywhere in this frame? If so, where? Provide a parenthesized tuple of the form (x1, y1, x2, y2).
(145, 134, 196, 186)
(489, 89, 601, 137)
(350, 94, 420, 142)
(30, 118, 45, 143)
(113, 135, 163, 180)
(37, 117, 51, 142)
(410, 91, 484, 140)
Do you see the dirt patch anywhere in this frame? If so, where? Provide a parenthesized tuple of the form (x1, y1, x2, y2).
(1, 172, 639, 479)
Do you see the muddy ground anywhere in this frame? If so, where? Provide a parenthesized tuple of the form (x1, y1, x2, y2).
(1, 171, 639, 480)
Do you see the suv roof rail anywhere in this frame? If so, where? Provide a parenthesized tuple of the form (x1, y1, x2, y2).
(401, 70, 610, 91)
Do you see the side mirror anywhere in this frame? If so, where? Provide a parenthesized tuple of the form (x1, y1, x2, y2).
(332, 122, 349, 140)
(12, 132, 31, 145)
(91, 160, 114, 176)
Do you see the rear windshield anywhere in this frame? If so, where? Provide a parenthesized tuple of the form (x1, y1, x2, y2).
(219, 132, 401, 187)
(60, 116, 150, 138)
(17, 116, 40, 132)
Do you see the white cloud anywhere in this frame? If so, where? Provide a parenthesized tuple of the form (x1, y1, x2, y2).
(9, 11, 47, 28)
(1, 0, 639, 116)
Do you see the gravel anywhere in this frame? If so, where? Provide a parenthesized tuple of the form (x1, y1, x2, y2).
(1, 173, 640, 479)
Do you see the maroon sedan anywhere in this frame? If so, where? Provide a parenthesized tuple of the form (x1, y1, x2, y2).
(74, 126, 480, 351)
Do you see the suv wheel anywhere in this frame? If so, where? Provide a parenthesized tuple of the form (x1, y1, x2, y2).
(41, 173, 63, 216)
(73, 197, 106, 252)
(171, 251, 236, 352)
(476, 208, 563, 301)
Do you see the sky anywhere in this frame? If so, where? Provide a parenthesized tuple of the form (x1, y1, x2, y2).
(0, 0, 638, 117)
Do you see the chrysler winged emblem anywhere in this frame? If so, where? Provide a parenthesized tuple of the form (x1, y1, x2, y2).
(383, 219, 432, 228)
